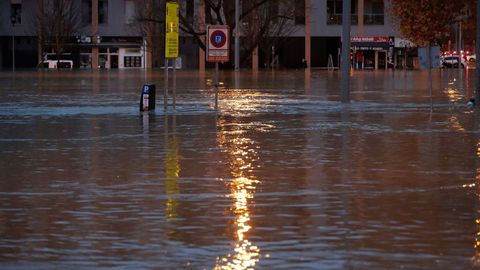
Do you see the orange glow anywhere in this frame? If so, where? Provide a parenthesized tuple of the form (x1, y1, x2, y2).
(214, 90, 268, 269)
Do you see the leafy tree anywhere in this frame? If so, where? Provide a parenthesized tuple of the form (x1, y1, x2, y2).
(389, 0, 469, 46)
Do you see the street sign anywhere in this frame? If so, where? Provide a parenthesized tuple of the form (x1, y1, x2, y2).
(165, 2, 179, 59)
(207, 25, 229, 62)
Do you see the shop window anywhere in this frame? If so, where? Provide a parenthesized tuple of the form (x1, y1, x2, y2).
(124, 56, 141, 68)
(295, 0, 305, 25)
(11, 3, 22, 25)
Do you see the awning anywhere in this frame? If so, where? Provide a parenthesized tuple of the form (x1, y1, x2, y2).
(351, 42, 389, 51)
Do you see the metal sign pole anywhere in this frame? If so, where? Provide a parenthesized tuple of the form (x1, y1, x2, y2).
(215, 62, 219, 110)
(173, 57, 176, 110)
(164, 58, 169, 110)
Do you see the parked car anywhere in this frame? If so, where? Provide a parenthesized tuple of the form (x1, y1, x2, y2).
(467, 54, 476, 62)
(40, 60, 73, 69)
(441, 55, 466, 68)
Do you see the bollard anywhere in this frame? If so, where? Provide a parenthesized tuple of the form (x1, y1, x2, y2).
(139, 84, 156, 111)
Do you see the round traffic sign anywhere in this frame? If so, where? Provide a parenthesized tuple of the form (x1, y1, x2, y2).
(210, 30, 227, 48)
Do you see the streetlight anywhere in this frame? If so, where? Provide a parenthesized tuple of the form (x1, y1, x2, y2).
(10, 15, 16, 72)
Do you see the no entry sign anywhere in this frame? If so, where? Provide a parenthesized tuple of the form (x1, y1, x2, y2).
(207, 25, 229, 62)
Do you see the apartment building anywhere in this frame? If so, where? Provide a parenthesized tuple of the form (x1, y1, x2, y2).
(0, 0, 412, 70)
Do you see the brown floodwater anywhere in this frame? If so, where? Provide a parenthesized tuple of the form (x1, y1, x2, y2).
(0, 68, 479, 269)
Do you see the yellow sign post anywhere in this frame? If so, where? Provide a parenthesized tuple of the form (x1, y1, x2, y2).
(165, 2, 179, 59)
(164, 1, 179, 111)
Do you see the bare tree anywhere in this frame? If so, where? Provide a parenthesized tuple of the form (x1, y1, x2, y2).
(39, 0, 81, 67)
(180, 0, 297, 68)
(136, 0, 166, 68)
(134, 0, 298, 68)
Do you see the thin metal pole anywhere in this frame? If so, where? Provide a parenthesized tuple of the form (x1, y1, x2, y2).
(475, 0, 480, 106)
(164, 58, 169, 110)
(173, 58, 176, 110)
(12, 31, 15, 72)
(234, 0, 240, 70)
(215, 62, 219, 109)
(340, 0, 351, 103)
(427, 45, 433, 108)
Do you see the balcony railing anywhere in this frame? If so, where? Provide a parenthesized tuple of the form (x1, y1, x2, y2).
(327, 13, 384, 25)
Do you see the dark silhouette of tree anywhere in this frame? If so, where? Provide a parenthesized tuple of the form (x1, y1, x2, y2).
(135, 0, 298, 68)
(39, 0, 81, 67)
(136, 0, 165, 68)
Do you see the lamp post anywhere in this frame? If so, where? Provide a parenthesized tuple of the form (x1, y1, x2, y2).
(234, 0, 240, 70)
(10, 16, 16, 72)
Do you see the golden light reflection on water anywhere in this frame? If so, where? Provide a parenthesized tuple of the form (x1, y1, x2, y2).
(472, 141, 480, 267)
(165, 138, 180, 219)
(448, 116, 465, 132)
(214, 96, 267, 269)
(444, 76, 464, 103)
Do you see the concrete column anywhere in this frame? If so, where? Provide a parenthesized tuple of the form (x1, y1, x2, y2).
(385, 51, 387, 70)
(252, 46, 258, 71)
(251, 7, 258, 71)
(92, 0, 99, 69)
(305, 0, 312, 70)
(198, 0, 205, 72)
(374, 51, 378, 69)
(358, 0, 364, 36)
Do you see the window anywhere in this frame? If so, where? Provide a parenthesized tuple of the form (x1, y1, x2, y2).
(81, 0, 91, 26)
(186, 0, 194, 24)
(295, 0, 305, 25)
(10, 3, 22, 25)
(269, 2, 279, 23)
(365, 0, 384, 25)
(326, 0, 357, 25)
(125, 0, 136, 24)
(98, 0, 108, 24)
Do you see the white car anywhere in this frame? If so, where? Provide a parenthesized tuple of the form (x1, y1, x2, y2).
(40, 60, 73, 69)
(467, 54, 476, 62)
(441, 55, 466, 68)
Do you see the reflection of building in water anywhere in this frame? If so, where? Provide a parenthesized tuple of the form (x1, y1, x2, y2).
(214, 117, 262, 270)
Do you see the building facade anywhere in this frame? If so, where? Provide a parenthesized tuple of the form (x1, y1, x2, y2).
(0, 0, 414, 70)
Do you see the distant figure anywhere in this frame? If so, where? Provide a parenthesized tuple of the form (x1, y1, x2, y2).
(467, 98, 475, 108)
(302, 58, 308, 68)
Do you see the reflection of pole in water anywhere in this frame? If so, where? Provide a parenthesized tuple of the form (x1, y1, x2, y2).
(165, 115, 180, 220)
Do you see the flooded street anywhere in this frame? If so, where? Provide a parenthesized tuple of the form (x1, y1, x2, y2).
(1, 69, 480, 269)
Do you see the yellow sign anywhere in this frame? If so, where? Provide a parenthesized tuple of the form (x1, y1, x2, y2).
(165, 2, 179, 58)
